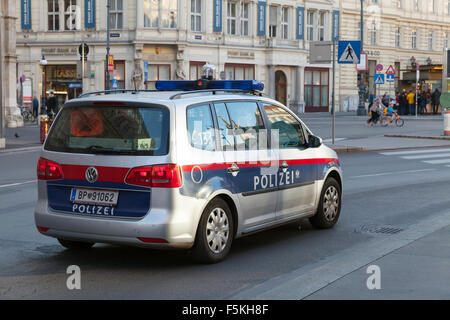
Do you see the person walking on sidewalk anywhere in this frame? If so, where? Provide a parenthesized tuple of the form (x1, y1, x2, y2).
(32, 96, 39, 119)
(399, 89, 407, 115)
(432, 88, 441, 115)
(407, 90, 415, 115)
(46, 91, 58, 116)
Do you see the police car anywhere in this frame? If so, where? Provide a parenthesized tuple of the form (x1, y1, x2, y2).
(35, 73, 342, 263)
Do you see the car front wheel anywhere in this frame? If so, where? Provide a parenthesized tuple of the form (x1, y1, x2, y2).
(309, 177, 341, 229)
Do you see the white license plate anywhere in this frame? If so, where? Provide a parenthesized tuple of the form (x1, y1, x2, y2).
(70, 188, 119, 206)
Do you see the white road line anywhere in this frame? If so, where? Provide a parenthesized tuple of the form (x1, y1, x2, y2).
(323, 138, 347, 143)
(380, 148, 450, 156)
(0, 180, 37, 189)
(401, 152, 450, 160)
(423, 159, 450, 164)
(348, 168, 437, 179)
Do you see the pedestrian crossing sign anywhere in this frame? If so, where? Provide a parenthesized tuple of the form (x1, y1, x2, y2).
(112, 78, 119, 89)
(374, 74, 385, 85)
(338, 41, 361, 64)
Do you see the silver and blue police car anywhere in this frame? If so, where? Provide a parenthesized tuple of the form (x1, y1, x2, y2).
(35, 77, 342, 263)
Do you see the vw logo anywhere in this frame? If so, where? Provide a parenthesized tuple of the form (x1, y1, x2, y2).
(85, 167, 98, 183)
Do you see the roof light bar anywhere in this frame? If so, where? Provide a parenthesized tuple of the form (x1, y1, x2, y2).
(155, 80, 264, 92)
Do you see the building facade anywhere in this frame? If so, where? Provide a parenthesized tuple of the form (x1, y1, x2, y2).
(16, 0, 341, 114)
(1, 0, 22, 137)
(339, 0, 450, 110)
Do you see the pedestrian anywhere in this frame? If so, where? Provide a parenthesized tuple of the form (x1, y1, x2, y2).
(367, 99, 383, 126)
(46, 90, 58, 116)
(32, 96, 39, 119)
(418, 90, 426, 115)
(399, 89, 407, 115)
(432, 88, 441, 115)
(407, 90, 415, 115)
(382, 92, 390, 107)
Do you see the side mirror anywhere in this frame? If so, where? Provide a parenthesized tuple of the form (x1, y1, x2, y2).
(308, 135, 322, 148)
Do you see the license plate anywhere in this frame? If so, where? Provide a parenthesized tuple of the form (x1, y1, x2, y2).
(70, 188, 119, 206)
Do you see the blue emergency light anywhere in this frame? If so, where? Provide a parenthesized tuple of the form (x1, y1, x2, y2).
(155, 80, 264, 92)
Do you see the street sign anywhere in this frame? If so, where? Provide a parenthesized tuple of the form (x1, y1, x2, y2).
(376, 64, 383, 72)
(78, 43, 89, 57)
(112, 78, 119, 89)
(374, 74, 385, 85)
(68, 82, 82, 89)
(386, 65, 395, 74)
(386, 74, 395, 83)
(338, 41, 360, 64)
(356, 53, 368, 71)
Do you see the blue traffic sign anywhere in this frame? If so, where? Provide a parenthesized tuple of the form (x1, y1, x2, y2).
(386, 74, 395, 82)
(374, 74, 385, 85)
(112, 78, 119, 89)
(338, 41, 361, 64)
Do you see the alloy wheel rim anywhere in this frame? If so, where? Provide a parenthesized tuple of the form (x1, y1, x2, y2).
(206, 208, 229, 254)
(323, 186, 339, 222)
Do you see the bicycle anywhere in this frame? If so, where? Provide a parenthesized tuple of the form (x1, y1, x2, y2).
(380, 111, 404, 127)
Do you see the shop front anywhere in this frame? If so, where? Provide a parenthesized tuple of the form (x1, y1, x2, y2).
(44, 64, 81, 107)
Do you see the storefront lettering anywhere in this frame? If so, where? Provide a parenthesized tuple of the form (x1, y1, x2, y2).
(42, 48, 77, 56)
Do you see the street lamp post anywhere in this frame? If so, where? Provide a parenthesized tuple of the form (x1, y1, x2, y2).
(105, 0, 111, 91)
(357, 0, 366, 115)
(40, 55, 48, 114)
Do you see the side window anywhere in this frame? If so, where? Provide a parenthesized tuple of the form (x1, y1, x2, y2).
(225, 102, 267, 150)
(187, 104, 216, 151)
(263, 104, 307, 149)
(214, 103, 235, 151)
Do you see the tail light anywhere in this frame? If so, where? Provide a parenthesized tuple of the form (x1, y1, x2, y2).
(37, 158, 63, 180)
(125, 164, 182, 188)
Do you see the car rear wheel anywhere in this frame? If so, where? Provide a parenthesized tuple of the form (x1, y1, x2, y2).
(58, 239, 95, 250)
(309, 177, 341, 229)
(192, 198, 234, 264)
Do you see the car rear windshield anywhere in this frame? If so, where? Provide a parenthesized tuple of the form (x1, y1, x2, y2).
(45, 105, 170, 156)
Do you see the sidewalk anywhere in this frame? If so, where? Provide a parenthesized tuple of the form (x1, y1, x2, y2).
(0, 122, 42, 152)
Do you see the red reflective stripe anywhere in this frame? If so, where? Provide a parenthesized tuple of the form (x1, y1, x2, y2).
(182, 158, 339, 172)
(137, 237, 168, 244)
(37, 226, 49, 233)
(60, 164, 131, 182)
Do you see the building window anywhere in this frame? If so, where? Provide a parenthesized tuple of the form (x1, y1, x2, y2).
(281, 7, 289, 39)
(428, 31, 433, 50)
(189, 62, 205, 80)
(227, 1, 237, 35)
(47, 0, 60, 31)
(395, 27, 401, 48)
(269, 6, 277, 38)
(415, 0, 420, 10)
(307, 11, 314, 41)
(397, 0, 402, 8)
(445, 33, 449, 49)
(428, 0, 436, 12)
(412, 29, 417, 49)
(370, 23, 377, 45)
(146, 64, 171, 90)
(305, 68, 329, 111)
(107, 60, 125, 89)
(190, 0, 201, 32)
(318, 12, 325, 41)
(144, 0, 177, 29)
(224, 64, 254, 80)
(240, 2, 249, 36)
(110, 0, 123, 30)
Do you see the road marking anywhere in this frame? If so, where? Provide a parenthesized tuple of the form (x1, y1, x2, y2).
(229, 209, 450, 300)
(380, 148, 450, 156)
(401, 152, 450, 160)
(423, 159, 450, 164)
(348, 168, 437, 179)
(323, 138, 347, 143)
(0, 180, 37, 189)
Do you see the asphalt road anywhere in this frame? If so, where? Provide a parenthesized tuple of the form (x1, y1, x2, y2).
(1, 147, 450, 299)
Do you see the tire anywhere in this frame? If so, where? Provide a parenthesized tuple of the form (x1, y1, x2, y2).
(192, 198, 234, 264)
(58, 239, 95, 250)
(309, 177, 341, 229)
(396, 119, 404, 127)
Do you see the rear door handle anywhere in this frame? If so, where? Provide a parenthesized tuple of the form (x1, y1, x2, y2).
(227, 163, 240, 176)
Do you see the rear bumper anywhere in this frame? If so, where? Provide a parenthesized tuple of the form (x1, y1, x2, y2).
(34, 198, 202, 249)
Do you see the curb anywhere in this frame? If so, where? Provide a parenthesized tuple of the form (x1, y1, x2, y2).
(330, 143, 450, 154)
(0, 146, 42, 154)
(385, 134, 450, 141)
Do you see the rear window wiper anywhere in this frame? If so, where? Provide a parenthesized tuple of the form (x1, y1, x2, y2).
(85, 145, 130, 154)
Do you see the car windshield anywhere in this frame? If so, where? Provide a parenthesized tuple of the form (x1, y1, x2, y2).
(44, 105, 170, 156)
